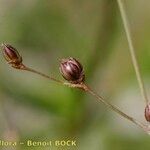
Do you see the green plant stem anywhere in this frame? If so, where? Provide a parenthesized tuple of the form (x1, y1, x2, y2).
(117, 0, 149, 104)
(19, 64, 149, 134)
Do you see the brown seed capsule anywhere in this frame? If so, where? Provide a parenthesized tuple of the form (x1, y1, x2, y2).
(1, 43, 22, 68)
(59, 57, 85, 84)
(145, 104, 150, 122)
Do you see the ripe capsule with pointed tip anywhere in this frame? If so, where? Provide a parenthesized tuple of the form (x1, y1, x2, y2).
(59, 57, 85, 84)
(145, 104, 150, 122)
(1, 43, 22, 68)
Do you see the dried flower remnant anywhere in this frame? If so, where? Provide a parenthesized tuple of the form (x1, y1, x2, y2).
(1, 43, 22, 69)
(145, 104, 150, 122)
(60, 57, 85, 84)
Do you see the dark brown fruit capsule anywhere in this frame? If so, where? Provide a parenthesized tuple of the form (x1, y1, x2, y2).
(145, 104, 150, 122)
(59, 57, 85, 84)
(1, 43, 22, 68)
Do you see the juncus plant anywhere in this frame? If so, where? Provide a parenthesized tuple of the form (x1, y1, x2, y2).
(1, 0, 150, 135)
(1, 43, 150, 134)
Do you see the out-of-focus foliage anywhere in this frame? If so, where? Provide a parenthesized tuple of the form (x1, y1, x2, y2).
(0, 0, 150, 150)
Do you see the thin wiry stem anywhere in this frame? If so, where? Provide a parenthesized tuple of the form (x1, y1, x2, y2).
(18, 64, 150, 133)
(20, 64, 63, 84)
(117, 0, 149, 104)
(82, 84, 149, 133)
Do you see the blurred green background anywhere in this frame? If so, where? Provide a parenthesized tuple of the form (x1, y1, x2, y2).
(0, 0, 150, 149)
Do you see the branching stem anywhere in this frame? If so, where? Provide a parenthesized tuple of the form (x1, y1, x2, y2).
(18, 64, 150, 134)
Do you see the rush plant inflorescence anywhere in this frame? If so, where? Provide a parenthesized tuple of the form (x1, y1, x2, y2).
(1, 0, 150, 134)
